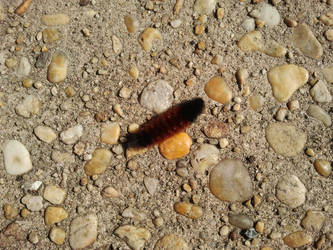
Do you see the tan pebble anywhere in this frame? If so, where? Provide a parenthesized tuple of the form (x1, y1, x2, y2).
(267, 64, 309, 103)
(114, 225, 150, 250)
(129, 66, 139, 80)
(44, 206, 68, 226)
(263, 40, 287, 57)
(154, 234, 189, 249)
(128, 123, 139, 133)
(307, 104, 331, 127)
(47, 52, 68, 83)
(185, 78, 195, 86)
(84, 148, 112, 176)
(284, 17, 297, 27)
(34, 126, 57, 143)
(65, 86, 76, 97)
(232, 103, 241, 111)
(194, 0, 216, 15)
(182, 183, 192, 193)
(204, 76, 232, 104)
(242, 84, 250, 96)
(249, 95, 264, 111)
(139, 28, 162, 52)
(102, 186, 119, 198)
(283, 231, 313, 248)
(41, 14, 70, 26)
(320, 12, 333, 25)
(100, 122, 120, 145)
(49, 226, 66, 245)
(43, 28, 61, 43)
(219, 138, 228, 148)
(113, 104, 124, 117)
(301, 210, 325, 231)
(153, 217, 164, 227)
(159, 132, 192, 160)
(174, 202, 203, 219)
(5, 58, 17, 68)
(236, 68, 249, 85)
(269, 231, 281, 240)
(255, 221, 264, 233)
(124, 15, 139, 33)
(112, 35, 122, 54)
(20, 208, 30, 217)
(197, 40, 205, 50)
(119, 86, 131, 99)
(217, 8, 225, 19)
(173, 0, 184, 15)
(276, 107, 288, 121)
(203, 121, 229, 138)
(15, 0, 32, 15)
(305, 148, 315, 157)
(3, 204, 18, 220)
(237, 31, 263, 52)
(80, 177, 88, 186)
(252, 194, 261, 207)
(211, 55, 223, 65)
(22, 78, 33, 88)
(126, 147, 147, 159)
(199, 15, 207, 24)
(191, 194, 199, 204)
(195, 24, 205, 35)
(74, 142, 86, 156)
(314, 159, 331, 177)
(325, 29, 333, 40)
(43, 185, 66, 205)
(287, 100, 299, 111)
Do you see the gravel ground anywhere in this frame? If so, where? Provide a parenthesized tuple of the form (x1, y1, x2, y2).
(0, 0, 332, 249)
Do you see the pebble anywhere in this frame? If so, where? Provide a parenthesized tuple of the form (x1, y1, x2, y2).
(307, 104, 331, 127)
(244, 228, 258, 240)
(3, 204, 18, 220)
(51, 151, 75, 163)
(47, 52, 68, 83)
(293, 23, 323, 59)
(266, 122, 306, 157)
(309, 80, 332, 103)
(69, 214, 97, 249)
(122, 208, 146, 221)
(242, 18, 255, 31)
(16, 57, 31, 78)
(3, 140, 33, 175)
(276, 175, 306, 208)
(21, 194, 43, 211)
(249, 95, 265, 111)
(84, 148, 112, 176)
(129, 66, 139, 80)
(255, 221, 264, 233)
(323, 65, 333, 83)
(139, 28, 162, 52)
(159, 132, 192, 160)
(44, 206, 68, 226)
(314, 159, 332, 177)
(114, 225, 151, 250)
(41, 14, 70, 26)
(250, 3, 280, 26)
(194, 0, 216, 15)
(112, 35, 122, 54)
(204, 76, 232, 104)
(100, 122, 120, 145)
(144, 177, 159, 195)
(15, 95, 41, 117)
(140, 80, 173, 113)
(229, 214, 253, 229)
(190, 144, 219, 173)
(102, 186, 119, 198)
(43, 185, 66, 204)
(124, 15, 139, 33)
(34, 126, 57, 143)
(301, 210, 325, 231)
(60, 124, 83, 144)
(49, 226, 66, 245)
(203, 121, 229, 138)
(267, 64, 309, 103)
(174, 202, 203, 219)
(283, 231, 313, 248)
(154, 234, 189, 250)
(28, 231, 39, 244)
(170, 19, 182, 28)
(35, 52, 50, 68)
(320, 12, 333, 26)
(209, 159, 253, 202)
(42, 28, 61, 43)
(219, 226, 230, 236)
(119, 86, 132, 99)
(325, 29, 333, 41)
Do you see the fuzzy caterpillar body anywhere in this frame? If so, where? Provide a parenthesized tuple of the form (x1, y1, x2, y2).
(126, 98, 204, 148)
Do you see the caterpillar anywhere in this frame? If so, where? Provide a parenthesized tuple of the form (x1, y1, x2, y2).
(126, 98, 204, 149)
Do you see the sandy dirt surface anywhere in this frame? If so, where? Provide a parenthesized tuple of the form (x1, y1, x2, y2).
(0, 0, 332, 249)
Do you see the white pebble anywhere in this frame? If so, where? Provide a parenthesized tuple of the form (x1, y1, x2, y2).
(60, 124, 83, 144)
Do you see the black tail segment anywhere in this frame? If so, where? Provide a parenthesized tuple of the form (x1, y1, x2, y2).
(179, 98, 204, 123)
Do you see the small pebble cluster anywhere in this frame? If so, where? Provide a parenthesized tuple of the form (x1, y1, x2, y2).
(0, 0, 332, 249)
